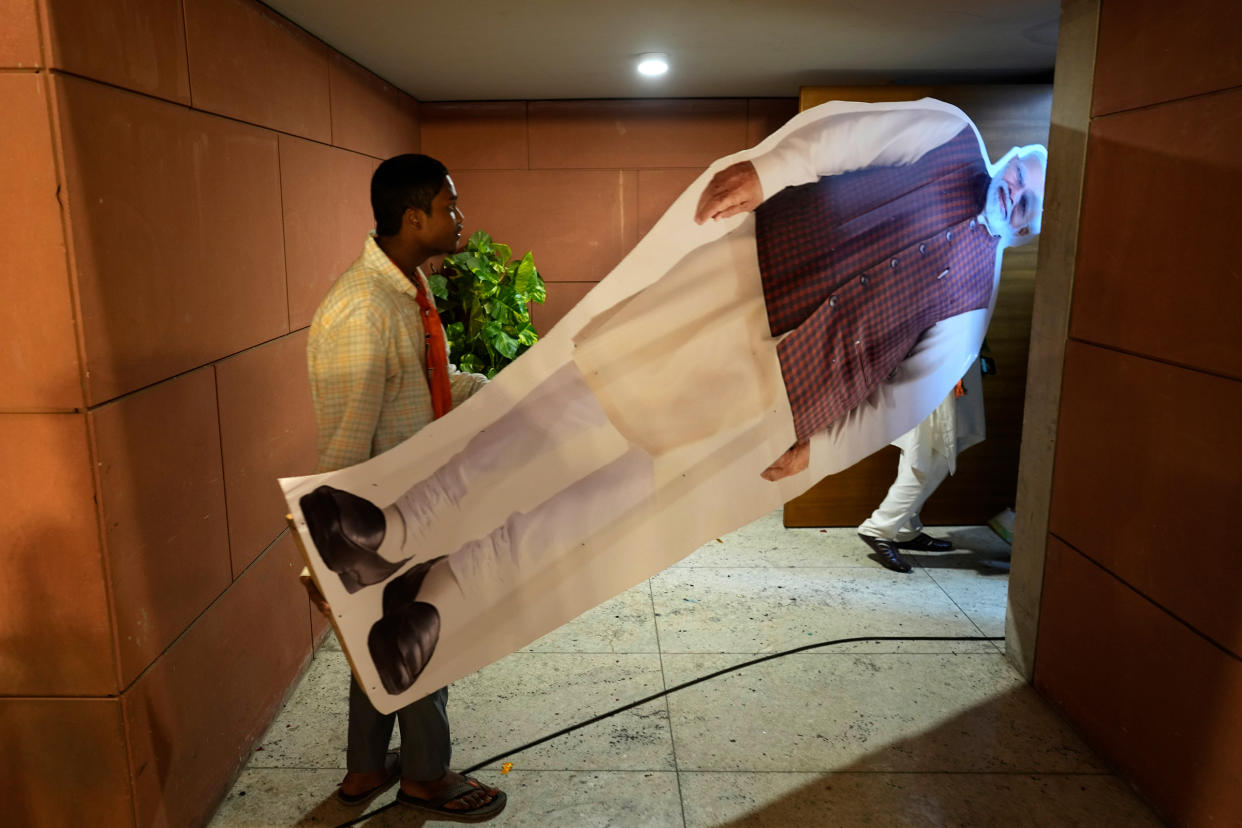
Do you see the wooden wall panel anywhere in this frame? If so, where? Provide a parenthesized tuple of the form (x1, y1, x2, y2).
(1051, 341, 1242, 655)
(1033, 5, 1242, 822)
(1070, 87, 1242, 380)
(1092, 0, 1242, 116)
(1036, 536, 1242, 826)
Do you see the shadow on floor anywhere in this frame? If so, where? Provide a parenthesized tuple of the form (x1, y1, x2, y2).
(905, 526, 1012, 574)
(707, 688, 1164, 827)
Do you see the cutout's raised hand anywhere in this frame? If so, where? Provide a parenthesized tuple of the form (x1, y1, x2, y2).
(695, 161, 763, 224)
(760, 439, 810, 481)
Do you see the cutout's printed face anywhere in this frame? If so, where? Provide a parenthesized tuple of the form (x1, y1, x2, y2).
(985, 149, 1046, 245)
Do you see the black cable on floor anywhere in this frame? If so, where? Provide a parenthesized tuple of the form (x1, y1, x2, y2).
(333, 634, 1002, 827)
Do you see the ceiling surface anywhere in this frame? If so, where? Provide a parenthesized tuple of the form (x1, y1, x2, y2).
(261, 0, 1061, 101)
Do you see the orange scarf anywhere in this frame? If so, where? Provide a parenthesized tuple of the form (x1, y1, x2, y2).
(412, 280, 453, 420)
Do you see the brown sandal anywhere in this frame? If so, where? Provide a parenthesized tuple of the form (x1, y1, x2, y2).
(396, 776, 507, 823)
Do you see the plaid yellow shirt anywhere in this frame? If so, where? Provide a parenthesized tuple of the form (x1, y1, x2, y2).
(308, 236, 487, 472)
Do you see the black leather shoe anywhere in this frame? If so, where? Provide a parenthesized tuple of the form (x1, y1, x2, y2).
(369, 600, 441, 695)
(858, 533, 913, 573)
(300, 485, 406, 594)
(894, 532, 954, 552)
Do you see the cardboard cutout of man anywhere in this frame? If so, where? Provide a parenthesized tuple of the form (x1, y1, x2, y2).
(284, 98, 1047, 712)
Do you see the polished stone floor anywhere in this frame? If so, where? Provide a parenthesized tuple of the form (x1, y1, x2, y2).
(211, 513, 1163, 827)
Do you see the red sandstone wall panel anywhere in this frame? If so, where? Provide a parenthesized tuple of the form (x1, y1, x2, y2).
(54, 75, 287, 404)
(91, 368, 232, 686)
(183, 0, 330, 140)
(420, 101, 529, 170)
(637, 168, 703, 238)
(528, 99, 750, 169)
(0, 413, 114, 696)
(1070, 87, 1242, 380)
(451, 169, 637, 283)
(0, 73, 81, 410)
(0, 0, 40, 66)
(1092, 0, 1242, 116)
(41, 0, 190, 103)
(1036, 536, 1242, 825)
(532, 281, 595, 336)
(746, 98, 799, 147)
(279, 135, 377, 328)
(329, 53, 419, 159)
(1050, 341, 1242, 656)
(124, 533, 311, 828)
(1, 697, 133, 827)
(215, 330, 317, 575)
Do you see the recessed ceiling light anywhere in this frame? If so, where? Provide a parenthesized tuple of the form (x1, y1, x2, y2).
(636, 53, 669, 77)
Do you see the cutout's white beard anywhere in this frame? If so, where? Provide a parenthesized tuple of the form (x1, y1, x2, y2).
(983, 176, 1018, 248)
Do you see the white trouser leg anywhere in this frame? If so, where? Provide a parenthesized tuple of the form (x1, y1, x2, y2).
(898, 452, 950, 539)
(858, 449, 950, 541)
(440, 448, 655, 602)
(385, 363, 623, 554)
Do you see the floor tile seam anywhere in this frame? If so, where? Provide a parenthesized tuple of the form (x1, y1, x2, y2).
(920, 563, 1010, 590)
(515, 648, 994, 655)
(647, 576, 691, 826)
(664, 565, 918, 571)
(500, 650, 666, 658)
(236, 763, 346, 771)
(669, 769, 1119, 776)
(656, 649, 1005, 656)
(466, 764, 681, 774)
(239, 764, 690, 774)
(234, 762, 1112, 777)
(919, 569, 997, 639)
(519, 649, 665, 655)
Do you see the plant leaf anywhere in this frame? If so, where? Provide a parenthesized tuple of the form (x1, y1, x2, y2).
(527, 278, 547, 305)
(482, 320, 519, 359)
(513, 252, 539, 294)
(427, 272, 448, 300)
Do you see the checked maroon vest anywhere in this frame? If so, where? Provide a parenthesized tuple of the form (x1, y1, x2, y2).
(754, 126, 999, 442)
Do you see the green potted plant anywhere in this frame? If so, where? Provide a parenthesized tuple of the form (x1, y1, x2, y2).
(429, 230, 547, 378)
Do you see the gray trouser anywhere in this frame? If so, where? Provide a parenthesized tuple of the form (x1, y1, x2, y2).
(347, 677, 450, 780)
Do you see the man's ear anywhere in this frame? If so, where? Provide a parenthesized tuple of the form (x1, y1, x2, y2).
(404, 206, 425, 230)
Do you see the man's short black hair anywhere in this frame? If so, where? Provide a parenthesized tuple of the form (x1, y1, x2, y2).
(371, 154, 449, 236)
